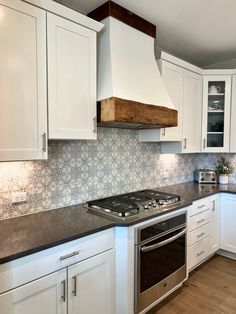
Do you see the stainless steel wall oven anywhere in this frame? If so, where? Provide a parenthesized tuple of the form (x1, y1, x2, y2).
(135, 211, 187, 313)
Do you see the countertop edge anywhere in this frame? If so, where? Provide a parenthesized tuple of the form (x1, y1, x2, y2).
(0, 223, 116, 265)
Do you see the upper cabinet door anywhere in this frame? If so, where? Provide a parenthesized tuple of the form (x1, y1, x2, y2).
(0, 0, 47, 161)
(159, 61, 184, 141)
(202, 76, 231, 153)
(138, 60, 183, 143)
(182, 70, 202, 153)
(47, 13, 97, 140)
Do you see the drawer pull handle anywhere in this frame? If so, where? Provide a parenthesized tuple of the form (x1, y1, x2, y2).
(196, 250, 205, 257)
(60, 251, 80, 261)
(197, 232, 205, 238)
(61, 280, 66, 302)
(197, 219, 205, 224)
(212, 201, 216, 212)
(72, 276, 77, 296)
(198, 205, 205, 209)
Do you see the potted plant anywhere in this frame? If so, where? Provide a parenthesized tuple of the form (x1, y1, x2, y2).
(215, 156, 234, 184)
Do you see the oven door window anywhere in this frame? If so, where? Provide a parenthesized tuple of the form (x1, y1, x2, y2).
(140, 229, 186, 293)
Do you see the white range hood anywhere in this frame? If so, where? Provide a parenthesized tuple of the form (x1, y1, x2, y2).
(89, 1, 177, 129)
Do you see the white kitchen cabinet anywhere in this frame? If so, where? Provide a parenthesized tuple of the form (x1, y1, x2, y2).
(220, 194, 236, 254)
(161, 69, 202, 153)
(47, 13, 97, 140)
(141, 60, 202, 154)
(0, 0, 47, 161)
(0, 269, 67, 314)
(202, 76, 231, 152)
(181, 70, 202, 153)
(230, 75, 236, 152)
(0, 249, 114, 314)
(187, 195, 219, 271)
(139, 60, 183, 142)
(68, 249, 115, 314)
(0, 229, 115, 314)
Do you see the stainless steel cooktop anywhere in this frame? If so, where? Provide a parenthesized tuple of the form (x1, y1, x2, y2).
(87, 189, 182, 220)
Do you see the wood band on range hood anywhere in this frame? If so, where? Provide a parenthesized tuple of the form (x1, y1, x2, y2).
(88, 1, 156, 38)
(97, 97, 178, 129)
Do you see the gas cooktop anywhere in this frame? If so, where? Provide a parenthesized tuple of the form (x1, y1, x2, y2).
(87, 189, 182, 220)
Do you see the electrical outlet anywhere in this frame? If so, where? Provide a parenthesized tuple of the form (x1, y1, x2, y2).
(11, 191, 27, 204)
(163, 171, 169, 179)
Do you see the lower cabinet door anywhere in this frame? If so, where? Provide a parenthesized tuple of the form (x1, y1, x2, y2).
(221, 195, 236, 253)
(68, 249, 115, 314)
(0, 269, 67, 314)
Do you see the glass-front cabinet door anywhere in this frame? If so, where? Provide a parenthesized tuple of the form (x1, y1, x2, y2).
(202, 76, 231, 152)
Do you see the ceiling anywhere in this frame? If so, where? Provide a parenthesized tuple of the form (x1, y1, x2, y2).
(55, 0, 236, 67)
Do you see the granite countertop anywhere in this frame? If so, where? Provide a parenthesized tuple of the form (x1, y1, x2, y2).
(1, 181, 236, 265)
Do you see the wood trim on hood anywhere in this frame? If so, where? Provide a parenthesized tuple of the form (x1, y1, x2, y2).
(88, 1, 156, 38)
(97, 97, 178, 129)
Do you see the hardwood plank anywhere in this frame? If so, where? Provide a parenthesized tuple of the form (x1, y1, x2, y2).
(148, 255, 236, 314)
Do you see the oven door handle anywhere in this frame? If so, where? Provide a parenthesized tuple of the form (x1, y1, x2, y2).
(140, 228, 187, 253)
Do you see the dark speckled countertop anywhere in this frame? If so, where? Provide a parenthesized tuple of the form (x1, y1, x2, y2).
(1, 181, 236, 265)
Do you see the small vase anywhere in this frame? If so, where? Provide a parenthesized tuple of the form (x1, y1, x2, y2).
(219, 174, 229, 184)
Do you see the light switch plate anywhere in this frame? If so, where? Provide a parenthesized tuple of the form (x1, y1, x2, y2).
(163, 171, 169, 179)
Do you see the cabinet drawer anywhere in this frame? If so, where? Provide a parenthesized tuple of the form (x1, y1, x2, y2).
(189, 199, 210, 217)
(188, 210, 210, 231)
(0, 228, 114, 294)
(188, 236, 210, 270)
(188, 223, 210, 246)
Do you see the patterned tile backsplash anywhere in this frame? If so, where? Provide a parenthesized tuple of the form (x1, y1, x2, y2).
(1, 128, 236, 220)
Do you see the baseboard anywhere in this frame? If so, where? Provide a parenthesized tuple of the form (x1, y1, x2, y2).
(217, 249, 236, 260)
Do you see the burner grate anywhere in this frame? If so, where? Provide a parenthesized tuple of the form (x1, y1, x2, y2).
(88, 197, 138, 213)
(87, 189, 181, 216)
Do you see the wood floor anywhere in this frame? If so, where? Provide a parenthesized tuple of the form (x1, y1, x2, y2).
(148, 255, 236, 314)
